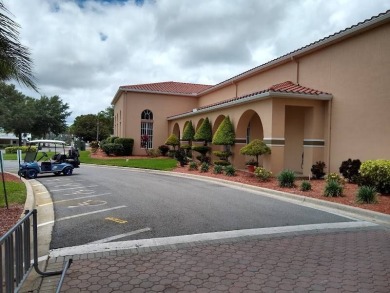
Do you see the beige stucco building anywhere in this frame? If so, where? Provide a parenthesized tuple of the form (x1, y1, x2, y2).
(112, 11, 390, 176)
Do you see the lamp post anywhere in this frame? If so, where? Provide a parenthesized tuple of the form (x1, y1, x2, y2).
(96, 114, 99, 142)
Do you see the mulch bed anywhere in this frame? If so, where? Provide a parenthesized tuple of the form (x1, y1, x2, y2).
(173, 166, 390, 215)
(0, 173, 24, 236)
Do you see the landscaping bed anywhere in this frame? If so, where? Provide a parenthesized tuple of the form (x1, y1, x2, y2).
(0, 173, 24, 236)
(173, 166, 390, 215)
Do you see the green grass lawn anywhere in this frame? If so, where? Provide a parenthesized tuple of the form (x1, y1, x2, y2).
(1, 150, 178, 171)
(79, 151, 178, 171)
(0, 180, 26, 207)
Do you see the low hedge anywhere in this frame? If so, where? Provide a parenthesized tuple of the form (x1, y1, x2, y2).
(101, 143, 124, 156)
(359, 159, 390, 194)
(5, 146, 37, 154)
(114, 138, 134, 156)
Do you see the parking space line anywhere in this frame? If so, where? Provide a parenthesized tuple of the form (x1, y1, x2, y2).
(38, 193, 112, 206)
(37, 205, 127, 227)
(50, 185, 98, 192)
(88, 228, 152, 244)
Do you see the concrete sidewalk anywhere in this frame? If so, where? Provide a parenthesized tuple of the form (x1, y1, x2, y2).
(39, 227, 390, 293)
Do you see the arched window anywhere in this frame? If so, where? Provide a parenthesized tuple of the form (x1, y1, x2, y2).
(141, 109, 153, 149)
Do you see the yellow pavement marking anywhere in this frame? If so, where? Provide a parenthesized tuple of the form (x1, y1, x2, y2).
(105, 217, 128, 224)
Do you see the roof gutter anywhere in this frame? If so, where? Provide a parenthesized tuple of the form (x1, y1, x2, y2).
(167, 92, 332, 120)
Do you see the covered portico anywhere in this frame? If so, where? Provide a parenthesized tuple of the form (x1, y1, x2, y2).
(168, 81, 332, 176)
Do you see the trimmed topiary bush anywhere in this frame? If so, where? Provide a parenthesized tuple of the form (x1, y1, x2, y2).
(324, 180, 343, 197)
(165, 134, 180, 150)
(356, 186, 377, 204)
(158, 145, 170, 156)
(194, 118, 212, 145)
(114, 138, 134, 155)
(311, 161, 326, 179)
(339, 158, 361, 183)
(212, 116, 235, 145)
(224, 165, 236, 176)
(359, 160, 390, 194)
(254, 167, 272, 182)
(300, 181, 312, 191)
(213, 160, 231, 166)
(182, 121, 195, 141)
(240, 139, 271, 166)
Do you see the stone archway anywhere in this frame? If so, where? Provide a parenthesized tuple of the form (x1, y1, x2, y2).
(173, 123, 180, 140)
(235, 110, 264, 168)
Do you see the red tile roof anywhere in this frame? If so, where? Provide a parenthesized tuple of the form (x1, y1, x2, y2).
(120, 81, 213, 95)
(168, 81, 331, 119)
(197, 81, 330, 111)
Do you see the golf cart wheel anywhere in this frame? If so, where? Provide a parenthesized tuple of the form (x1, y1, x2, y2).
(54, 172, 61, 176)
(18, 170, 26, 178)
(63, 167, 73, 176)
(27, 169, 38, 179)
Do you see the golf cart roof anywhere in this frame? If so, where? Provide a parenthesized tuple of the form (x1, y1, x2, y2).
(28, 139, 67, 145)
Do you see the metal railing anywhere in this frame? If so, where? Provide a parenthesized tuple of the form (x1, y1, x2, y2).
(1, 209, 72, 292)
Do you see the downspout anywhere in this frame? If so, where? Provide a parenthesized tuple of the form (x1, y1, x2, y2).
(327, 99, 332, 174)
(231, 81, 238, 98)
(291, 56, 299, 85)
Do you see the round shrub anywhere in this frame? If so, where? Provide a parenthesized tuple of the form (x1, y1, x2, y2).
(277, 169, 296, 187)
(101, 143, 124, 156)
(158, 145, 170, 156)
(356, 186, 377, 204)
(114, 138, 134, 156)
(359, 160, 390, 194)
(254, 167, 272, 182)
(300, 181, 312, 191)
(213, 165, 223, 174)
(311, 161, 326, 179)
(324, 180, 343, 197)
(325, 173, 344, 185)
(339, 158, 361, 183)
(224, 165, 236, 176)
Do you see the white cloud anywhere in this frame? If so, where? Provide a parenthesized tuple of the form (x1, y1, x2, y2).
(3, 0, 389, 123)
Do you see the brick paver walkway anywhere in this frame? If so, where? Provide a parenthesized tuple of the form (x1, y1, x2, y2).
(38, 228, 390, 293)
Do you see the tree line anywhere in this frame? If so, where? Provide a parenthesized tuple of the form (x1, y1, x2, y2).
(0, 1, 114, 145)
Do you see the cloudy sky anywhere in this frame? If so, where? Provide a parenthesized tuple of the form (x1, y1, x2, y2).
(4, 0, 389, 124)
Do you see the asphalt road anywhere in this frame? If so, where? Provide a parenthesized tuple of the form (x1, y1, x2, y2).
(28, 164, 354, 250)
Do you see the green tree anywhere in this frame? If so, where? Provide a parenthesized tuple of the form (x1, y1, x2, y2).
(194, 117, 212, 146)
(0, 1, 37, 91)
(30, 95, 71, 139)
(0, 81, 34, 145)
(240, 139, 271, 166)
(182, 121, 195, 142)
(165, 133, 180, 150)
(70, 114, 110, 142)
(98, 106, 114, 136)
(212, 116, 235, 145)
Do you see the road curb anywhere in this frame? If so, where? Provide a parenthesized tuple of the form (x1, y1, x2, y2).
(83, 164, 390, 225)
(161, 170, 390, 225)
